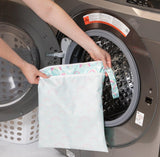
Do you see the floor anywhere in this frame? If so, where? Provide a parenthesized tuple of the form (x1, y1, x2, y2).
(0, 140, 66, 157)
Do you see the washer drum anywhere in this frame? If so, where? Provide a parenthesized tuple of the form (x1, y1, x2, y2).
(60, 29, 140, 127)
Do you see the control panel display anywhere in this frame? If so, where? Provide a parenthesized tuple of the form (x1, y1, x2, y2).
(127, 0, 160, 9)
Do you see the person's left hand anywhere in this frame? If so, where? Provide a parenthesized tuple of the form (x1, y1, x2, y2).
(88, 47, 111, 69)
(20, 62, 48, 84)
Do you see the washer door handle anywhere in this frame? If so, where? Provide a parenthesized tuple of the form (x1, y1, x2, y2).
(46, 51, 65, 58)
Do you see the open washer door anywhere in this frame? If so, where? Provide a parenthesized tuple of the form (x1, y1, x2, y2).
(57, 9, 158, 147)
(0, 1, 61, 121)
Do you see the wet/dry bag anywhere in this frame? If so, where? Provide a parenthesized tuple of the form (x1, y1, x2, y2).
(38, 61, 119, 152)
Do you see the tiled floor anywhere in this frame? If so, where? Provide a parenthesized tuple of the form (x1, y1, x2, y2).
(0, 140, 66, 157)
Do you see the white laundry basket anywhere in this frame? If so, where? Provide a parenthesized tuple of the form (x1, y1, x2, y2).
(0, 108, 39, 144)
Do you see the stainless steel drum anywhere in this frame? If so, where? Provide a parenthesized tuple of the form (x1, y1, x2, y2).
(61, 29, 140, 127)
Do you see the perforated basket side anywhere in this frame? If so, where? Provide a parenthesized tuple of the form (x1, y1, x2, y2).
(0, 108, 39, 144)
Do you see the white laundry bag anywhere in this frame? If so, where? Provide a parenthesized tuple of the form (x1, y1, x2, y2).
(38, 61, 114, 152)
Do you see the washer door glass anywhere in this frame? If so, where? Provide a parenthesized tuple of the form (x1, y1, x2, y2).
(62, 29, 140, 127)
(0, 23, 39, 107)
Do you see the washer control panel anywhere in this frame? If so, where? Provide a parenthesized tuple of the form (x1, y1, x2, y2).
(127, 0, 150, 7)
(107, 0, 160, 11)
(127, 0, 160, 9)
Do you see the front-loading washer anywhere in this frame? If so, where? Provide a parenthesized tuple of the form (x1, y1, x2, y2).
(0, 0, 61, 121)
(54, 0, 160, 157)
(0, 0, 160, 157)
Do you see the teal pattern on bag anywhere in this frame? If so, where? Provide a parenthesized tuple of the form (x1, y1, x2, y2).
(41, 61, 119, 99)
(105, 68, 119, 99)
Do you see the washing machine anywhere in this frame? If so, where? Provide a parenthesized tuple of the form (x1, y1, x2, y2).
(53, 0, 160, 157)
(0, 0, 160, 157)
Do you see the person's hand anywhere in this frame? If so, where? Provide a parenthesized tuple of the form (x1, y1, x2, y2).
(20, 62, 48, 84)
(88, 47, 111, 69)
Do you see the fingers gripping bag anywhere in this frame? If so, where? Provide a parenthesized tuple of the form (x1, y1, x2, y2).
(38, 61, 119, 152)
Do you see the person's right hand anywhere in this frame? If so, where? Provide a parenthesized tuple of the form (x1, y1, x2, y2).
(20, 62, 48, 84)
(88, 46, 112, 69)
